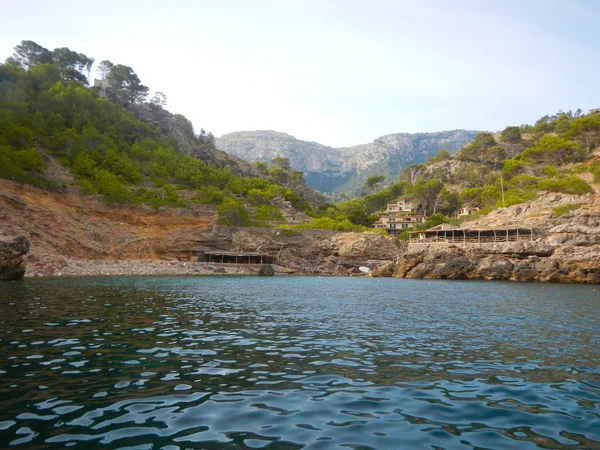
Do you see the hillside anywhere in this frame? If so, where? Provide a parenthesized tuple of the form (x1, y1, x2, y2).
(216, 129, 480, 196)
(0, 40, 327, 227)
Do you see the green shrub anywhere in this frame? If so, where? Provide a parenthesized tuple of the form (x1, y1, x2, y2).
(553, 203, 581, 217)
(397, 231, 411, 241)
(536, 176, 592, 195)
(521, 135, 583, 165)
(293, 217, 367, 232)
(216, 198, 251, 226)
(542, 165, 558, 177)
(500, 126, 521, 142)
(246, 188, 272, 205)
(590, 161, 600, 182)
(255, 205, 284, 221)
(194, 186, 225, 204)
(92, 169, 131, 203)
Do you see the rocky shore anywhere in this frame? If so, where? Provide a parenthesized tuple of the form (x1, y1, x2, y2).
(45, 260, 295, 277)
(372, 193, 600, 284)
(0, 235, 29, 280)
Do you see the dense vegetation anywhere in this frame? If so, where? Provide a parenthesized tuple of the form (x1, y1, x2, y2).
(0, 40, 318, 225)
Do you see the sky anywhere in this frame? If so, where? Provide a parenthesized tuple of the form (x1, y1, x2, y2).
(1, 0, 599, 147)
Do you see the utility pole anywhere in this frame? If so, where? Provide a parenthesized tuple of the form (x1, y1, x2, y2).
(500, 173, 506, 208)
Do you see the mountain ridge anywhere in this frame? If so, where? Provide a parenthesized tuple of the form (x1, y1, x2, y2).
(216, 129, 481, 196)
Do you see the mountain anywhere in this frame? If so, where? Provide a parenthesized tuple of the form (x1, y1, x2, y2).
(216, 129, 481, 196)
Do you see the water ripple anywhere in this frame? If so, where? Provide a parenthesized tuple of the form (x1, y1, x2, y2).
(0, 276, 599, 449)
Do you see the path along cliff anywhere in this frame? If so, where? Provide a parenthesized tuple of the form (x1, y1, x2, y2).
(372, 193, 600, 284)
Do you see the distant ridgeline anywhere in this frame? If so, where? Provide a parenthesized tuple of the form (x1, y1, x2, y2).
(216, 130, 481, 197)
(0, 40, 326, 227)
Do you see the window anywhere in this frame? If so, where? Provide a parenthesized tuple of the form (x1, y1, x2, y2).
(390, 224, 396, 228)
(402, 223, 408, 228)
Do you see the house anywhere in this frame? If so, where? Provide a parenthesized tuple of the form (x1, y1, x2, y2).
(373, 200, 426, 236)
(589, 108, 600, 115)
(454, 205, 479, 218)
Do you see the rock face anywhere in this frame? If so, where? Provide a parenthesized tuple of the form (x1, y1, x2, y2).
(389, 194, 600, 284)
(0, 179, 400, 277)
(258, 264, 275, 276)
(216, 129, 480, 195)
(0, 235, 30, 280)
(213, 227, 400, 276)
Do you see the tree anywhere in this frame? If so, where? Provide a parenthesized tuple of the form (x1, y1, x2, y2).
(423, 213, 448, 229)
(51, 47, 94, 83)
(97, 60, 113, 80)
(426, 149, 451, 165)
(216, 198, 250, 226)
(520, 135, 583, 166)
(401, 164, 426, 185)
(338, 200, 377, 226)
(433, 188, 459, 215)
(409, 179, 444, 215)
(271, 156, 291, 171)
(471, 132, 497, 149)
(364, 175, 385, 193)
(484, 146, 507, 170)
(105, 64, 149, 106)
(268, 166, 288, 184)
(252, 161, 269, 176)
(8, 40, 52, 69)
(500, 126, 521, 142)
(150, 91, 167, 107)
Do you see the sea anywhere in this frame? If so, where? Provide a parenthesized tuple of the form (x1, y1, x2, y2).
(0, 276, 598, 449)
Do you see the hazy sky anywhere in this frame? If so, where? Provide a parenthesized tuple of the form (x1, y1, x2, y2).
(1, 0, 598, 147)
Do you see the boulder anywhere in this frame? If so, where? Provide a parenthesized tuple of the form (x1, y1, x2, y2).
(370, 261, 395, 277)
(0, 235, 30, 280)
(258, 264, 275, 276)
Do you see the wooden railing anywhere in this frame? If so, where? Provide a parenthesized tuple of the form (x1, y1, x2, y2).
(410, 234, 534, 244)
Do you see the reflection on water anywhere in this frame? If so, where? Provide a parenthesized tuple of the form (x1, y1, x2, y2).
(0, 276, 598, 449)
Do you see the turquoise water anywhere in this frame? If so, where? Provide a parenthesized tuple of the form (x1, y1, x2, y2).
(0, 276, 599, 449)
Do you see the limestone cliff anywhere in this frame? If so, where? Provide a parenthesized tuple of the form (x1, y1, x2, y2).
(216, 130, 480, 195)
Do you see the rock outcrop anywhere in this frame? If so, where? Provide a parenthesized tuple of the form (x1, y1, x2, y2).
(388, 194, 600, 284)
(213, 227, 400, 275)
(258, 264, 275, 276)
(0, 235, 30, 280)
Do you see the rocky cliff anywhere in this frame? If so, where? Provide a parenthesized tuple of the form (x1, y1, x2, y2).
(216, 130, 480, 195)
(0, 179, 396, 276)
(372, 193, 600, 284)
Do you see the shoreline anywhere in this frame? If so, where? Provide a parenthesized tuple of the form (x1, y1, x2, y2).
(20, 258, 598, 284)
(25, 260, 300, 278)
